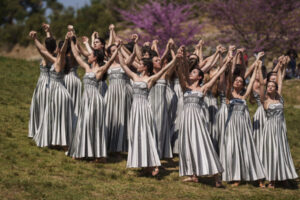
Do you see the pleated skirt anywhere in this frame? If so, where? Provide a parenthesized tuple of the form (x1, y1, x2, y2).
(253, 105, 266, 153)
(105, 78, 132, 152)
(28, 70, 49, 138)
(68, 84, 107, 158)
(220, 110, 265, 181)
(211, 102, 228, 155)
(149, 82, 173, 159)
(171, 79, 183, 154)
(34, 79, 75, 147)
(64, 70, 82, 118)
(127, 95, 161, 168)
(179, 103, 223, 177)
(98, 80, 108, 97)
(260, 117, 298, 181)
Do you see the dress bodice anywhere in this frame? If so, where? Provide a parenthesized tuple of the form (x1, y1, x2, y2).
(253, 92, 262, 106)
(68, 66, 78, 74)
(266, 97, 284, 119)
(83, 72, 98, 87)
(155, 79, 167, 86)
(183, 90, 204, 106)
(229, 98, 247, 113)
(107, 67, 129, 81)
(132, 81, 149, 98)
(49, 65, 64, 81)
(219, 92, 227, 104)
(39, 64, 50, 76)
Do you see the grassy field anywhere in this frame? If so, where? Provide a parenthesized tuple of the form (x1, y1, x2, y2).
(0, 56, 299, 200)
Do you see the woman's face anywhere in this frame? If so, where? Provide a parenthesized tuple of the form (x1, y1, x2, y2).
(269, 74, 277, 82)
(94, 39, 103, 50)
(189, 68, 202, 82)
(152, 56, 161, 69)
(109, 45, 117, 56)
(233, 76, 244, 90)
(137, 61, 147, 73)
(266, 82, 277, 94)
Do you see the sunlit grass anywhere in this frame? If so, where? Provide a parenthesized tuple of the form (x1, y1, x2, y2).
(0, 57, 299, 199)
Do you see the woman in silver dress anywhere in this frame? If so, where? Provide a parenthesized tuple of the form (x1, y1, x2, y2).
(28, 24, 56, 138)
(176, 46, 230, 187)
(118, 41, 179, 176)
(259, 57, 298, 188)
(30, 31, 75, 148)
(67, 36, 121, 160)
(220, 51, 265, 186)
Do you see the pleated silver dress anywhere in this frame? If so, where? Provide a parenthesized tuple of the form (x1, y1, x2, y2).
(171, 78, 184, 154)
(252, 92, 266, 152)
(211, 92, 228, 155)
(28, 64, 50, 138)
(34, 66, 75, 147)
(149, 79, 173, 159)
(179, 90, 223, 177)
(127, 81, 161, 168)
(64, 66, 82, 119)
(68, 72, 107, 158)
(260, 98, 298, 181)
(166, 83, 178, 130)
(98, 80, 108, 97)
(204, 91, 218, 134)
(220, 98, 265, 181)
(105, 67, 132, 152)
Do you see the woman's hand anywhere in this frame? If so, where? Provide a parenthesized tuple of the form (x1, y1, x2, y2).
(29, 31, 37, 39)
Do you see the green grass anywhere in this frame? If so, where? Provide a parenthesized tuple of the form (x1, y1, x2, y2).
(0, 56, 299, 200)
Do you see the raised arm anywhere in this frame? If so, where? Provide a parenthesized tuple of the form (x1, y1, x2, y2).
(196, 40, 204, 64)
(42, 23, 53, 38)
(70, 38, 90, 71)
(161, 39, 174, 64)
(118, 47, 139, 80)
(201, 46, 222, 73)
(99, 43, 121, 76)
(148, 54, 178, 88)
(244, 51, 264, 78)
(243, 64, 258, 99)
(202, 56, 232, 94)
(55, 33, 69, 72)
(81, 36, 93, 55)
(29, 31, 56, 63)
(151, 40, 160, 57)
(277, 62, 283, 95)
(257, 61, 265, 103)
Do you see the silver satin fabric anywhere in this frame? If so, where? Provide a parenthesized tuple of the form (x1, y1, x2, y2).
(127, 81, 161, 168)
(64, 66, 82, 118)
(220, 98, 265, 181)
(28, 65, 50, 138)
(68, 72, 107, 158)
(34, 66, 75, 147)
(179, 91, 223, 177)
(105, 67, 132, 152)
(211, 92, 228, 155)
(252, 92, 266, 152)
(98, 80, 108, 97)
(171, 78, 183, 154)
(204, 91, 218, 134)
(149, 80, 173, 159)
(260, 98, 298, 181)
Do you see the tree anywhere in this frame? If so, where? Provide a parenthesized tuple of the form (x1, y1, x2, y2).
(204, 0, 300, 54)
(118, 0, 202, 51)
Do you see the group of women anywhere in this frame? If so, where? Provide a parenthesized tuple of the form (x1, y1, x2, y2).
(28, 23, 298, 188)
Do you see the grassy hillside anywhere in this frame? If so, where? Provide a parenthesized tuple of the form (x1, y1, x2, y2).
(0, 57, 299, 200)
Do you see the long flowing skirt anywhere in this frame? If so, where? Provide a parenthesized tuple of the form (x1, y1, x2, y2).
(127, 95, 161, 168)
(253, 105, 266, 152)
(64, 70, 82, 119)
(220, 110, 265, 181)
(179, 104, 223, 176)
(105, 79, 132, 152)
(28, 72, 49, 138)
(171, 80, 183, 154)
(260, 117, 298, 181)
(68, 84, 107, 158)
(98, 80, 108, 97)
(149, 82, 173, 159)
(34, 80, 75, 147)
